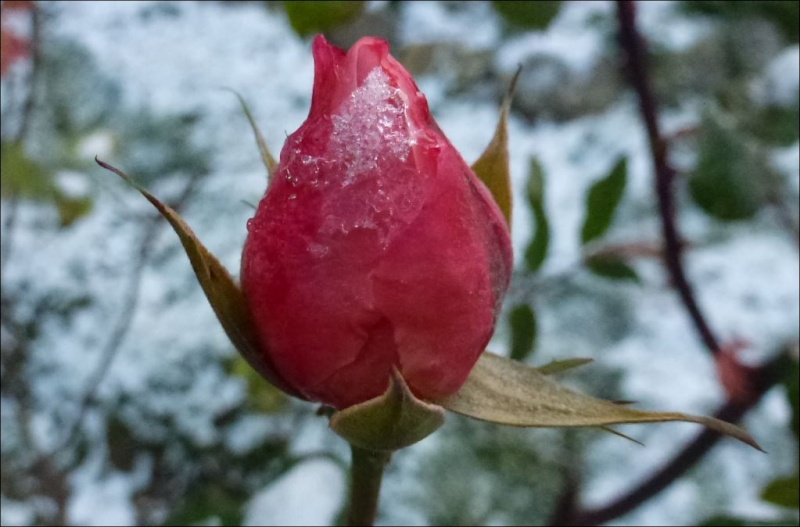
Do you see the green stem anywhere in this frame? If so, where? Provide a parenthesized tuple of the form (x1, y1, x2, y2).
(347, 444, 391, 526)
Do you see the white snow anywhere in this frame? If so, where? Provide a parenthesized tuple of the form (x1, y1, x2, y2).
(1, 1, 797, 526)
(751, 44, 800, 106)
(243, 459, 345, 527)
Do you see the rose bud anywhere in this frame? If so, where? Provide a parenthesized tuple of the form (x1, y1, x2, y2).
(241, 35, 513, 410)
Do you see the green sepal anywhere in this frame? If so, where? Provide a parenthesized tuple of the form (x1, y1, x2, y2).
(471, 67, 521, 229)
(329, 370, 446, 452)
(226, 89, 278, 181)
(438, 352, 762, 451)
(96, 158, 303, 399)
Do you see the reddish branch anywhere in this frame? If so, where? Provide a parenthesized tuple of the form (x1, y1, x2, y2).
(548, 3, 789, 525)
(558, 354, 782, 526)
(616, 0, 722, 356)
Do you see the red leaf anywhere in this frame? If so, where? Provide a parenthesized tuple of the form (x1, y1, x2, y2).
(0, 28, 29, 76)
(715, 338, 760, 404)
(1, 1, 33, 77)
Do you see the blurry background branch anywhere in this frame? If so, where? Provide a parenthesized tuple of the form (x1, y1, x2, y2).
(547, 2, 798, 524)
(554, 348, 788, 526)
(616, 0, 722, 357)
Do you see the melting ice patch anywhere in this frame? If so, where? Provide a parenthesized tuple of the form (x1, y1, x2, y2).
(330, 67, 411, 185)
(317, 67, 423, 244)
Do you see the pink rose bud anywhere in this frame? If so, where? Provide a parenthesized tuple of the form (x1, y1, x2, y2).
(241, 35, 513, 409)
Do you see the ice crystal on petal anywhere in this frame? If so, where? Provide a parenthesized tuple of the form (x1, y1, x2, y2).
(330, 67, 411, 184)
(318, 67, 423, 244)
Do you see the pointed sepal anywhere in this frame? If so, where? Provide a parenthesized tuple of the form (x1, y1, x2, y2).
(226, 89, 278, 181)
(471, 67, 521, 229)
(96, 158, 302, 398)
(329, 369, 446, 452)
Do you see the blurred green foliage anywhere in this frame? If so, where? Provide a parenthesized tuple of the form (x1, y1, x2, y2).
(1, 141, 93, 227)
(580, 157, 628, 245)
(1, 142, 56, 199)
(227, 355, 289, 414)
(688, 112, 766, 221)
(761, 474, 800, 509)
(741, 105, 800, 148)
(509, 303, 537, 361)
(681, 1, 799, 43)
(404, 419, 567, 525)
(524, 157, 550, 272)
(783, 356, 800, 440)
(493, 1, 562, 30)
(701, 516, 800, 526)
(165, 486, 247, 526)
(282, 1, 364, 37)
(584, 254, 640, 283)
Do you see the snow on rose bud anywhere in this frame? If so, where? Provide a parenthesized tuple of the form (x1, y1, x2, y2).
(240, 35, 513, 410)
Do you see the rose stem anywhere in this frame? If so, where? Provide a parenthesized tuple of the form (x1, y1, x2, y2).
(346, 445, 392, 526)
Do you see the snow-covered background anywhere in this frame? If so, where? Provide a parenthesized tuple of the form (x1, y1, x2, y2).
(1, 1, 798, 526)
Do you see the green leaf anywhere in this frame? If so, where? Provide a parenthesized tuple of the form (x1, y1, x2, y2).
(165, 486, 246, 527)
(493, 1, 562, 30)
(509, 304, 537, 361)
(283, 1, 364, 37)
(581, 156, 627, 245)
(761, 474, 800, 509)
(472, 68, 520, 229)
(680, 1, 799, 43)
(689, 114, 764, 221)
(782, 354, 800, 439)
(55, 195, 93, 227)
(527, 156, 545, 205)
(701, 515, 800, 527)
(96, 159, 304, 399)
(584, 254, 640, 282)
(438, 352, 762, 450)
(106, 416, 137, 472)
(1, 142, 57, 200)
(228, 355, 288, 414)
(701, 516, 751, 526)
(2, 142, 93, 227)
(226, 89, 277, 180)
(743, 105, 800, 147)
(524, 157, 550, 271)
(329, 370, 445, 452)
